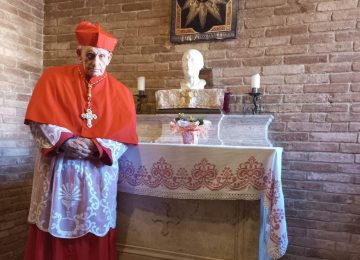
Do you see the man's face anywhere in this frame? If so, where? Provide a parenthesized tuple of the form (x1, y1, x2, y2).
(77, 46, 112, 77)
(182, 51, 203, 78)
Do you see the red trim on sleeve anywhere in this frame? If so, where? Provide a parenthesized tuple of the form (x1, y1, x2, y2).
(42, 132, 75, 156)
(92, 139, 113, 166)
(91, 139, 103, 158)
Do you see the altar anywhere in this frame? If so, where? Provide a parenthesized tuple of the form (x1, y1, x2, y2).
(116, 115, 287, 260)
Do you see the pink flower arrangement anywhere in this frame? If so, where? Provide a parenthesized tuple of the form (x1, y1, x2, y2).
(170, 113, 211, 144)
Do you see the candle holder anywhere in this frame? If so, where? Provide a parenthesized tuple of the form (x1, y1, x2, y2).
(134, 90, 147, 113)
(244, 89, 263, 114)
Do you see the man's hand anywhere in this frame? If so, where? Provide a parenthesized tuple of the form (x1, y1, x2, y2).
(61, 137, 98, 159)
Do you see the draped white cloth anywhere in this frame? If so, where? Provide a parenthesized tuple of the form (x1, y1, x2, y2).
(28, 123, 128, 238)
(118, 143, 287, 260)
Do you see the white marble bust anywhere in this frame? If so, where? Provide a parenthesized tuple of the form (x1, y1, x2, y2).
(180, 49, 206, 90)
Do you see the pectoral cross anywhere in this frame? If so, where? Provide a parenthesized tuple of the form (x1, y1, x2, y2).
(81, 108, 97, 128)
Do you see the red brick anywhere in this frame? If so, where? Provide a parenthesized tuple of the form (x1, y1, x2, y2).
(243, 7, 274, 18)
(266, 45, 307, 56)
(263, 64, 304, 75)
(261, 75, 284, 84)
(283, 152, 309, 162)
(226, 48, 263, 58)
(354, 41, 360, 51)
(291, 33, 334, 45)
(284, 93, 330, 103)
(123, 37, 154, 46)
(330, 73, 360, 83)
(244, 16, 285, 29)
(276, 113, 310, 122)
(307, 191, 353, 204)
(309, 42, 353, 53)
(327, 113, 360, 122)
(287, 122, 332, 132)
(285, 74, 330, 84)
(249, 36, 290, 47)
(283, 179, 323, 191)
(141, 45, 172, 55)
(238, 28, 265, 39)
(270, 132, 309, 141)
(334, 9, 360, 21)
(340, 143, 360, 154)
(207, 60, 242, 68)
(336, 31, 360, 42)
(265, 25, 307, 37)
(324, 183, 360, 195)
(338, 163, 360, 174)
(266, 84, 303, 94)
(307, 172, 353, 184)
(285, 55, 327, 65)
(331, 123, 349, 132)
(309, 152, 354, 163)
(289, 236, 335, 250)
(351, 104, 360, 113)
(310, 113, 327, 122)
(306, 248, 351, 259)
(352, 62, 360, 72)
(287, 12, 331, 25)
(330, 53, 360, 63)
(266, 104, 303, 113)
(349, 123, 360, 132)
(243, 57, 282, 66)
(139, 25, 168, 36)
(294, 200, 350, 214)
(329, 93, 360, 103)
(306, 63, 351, 73)
(223, 67, 260, 77)
(211, 42, 247, 53)
(275, 4, 315, 15)
(309, 133, 357, 142)
(245, 0, 286, 9)
(303, 104, 348, 113)
(122, 3, 152, 12)
(288, 142, 339, 152)
(124, 54, 154, 63)
(317, 0, 358, 11)
(303, 83, 349, 93)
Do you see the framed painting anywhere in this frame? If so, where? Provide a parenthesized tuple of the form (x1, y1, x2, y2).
(170, 0, 238, 44)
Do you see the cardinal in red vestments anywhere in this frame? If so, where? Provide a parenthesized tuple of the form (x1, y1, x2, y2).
(23, 21, 138, 260)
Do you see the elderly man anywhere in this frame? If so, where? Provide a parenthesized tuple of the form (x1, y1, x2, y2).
(23, 21, 138, 260)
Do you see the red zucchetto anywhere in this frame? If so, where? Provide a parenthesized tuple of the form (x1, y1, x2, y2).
(75, 21, 117, 52)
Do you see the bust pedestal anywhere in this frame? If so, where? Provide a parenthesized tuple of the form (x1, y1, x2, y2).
(155, 89, 225, 110)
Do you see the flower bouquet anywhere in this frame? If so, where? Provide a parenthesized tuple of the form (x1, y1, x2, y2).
(170, 113, 211, 144)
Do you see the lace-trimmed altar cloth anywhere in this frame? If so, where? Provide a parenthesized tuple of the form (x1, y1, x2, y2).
(118, 143, 287, 260)
(28, 123, 128, 238)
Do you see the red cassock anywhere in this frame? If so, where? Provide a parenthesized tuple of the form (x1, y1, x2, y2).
(24, 65, 138, 260)
(24, 225, 117, 260)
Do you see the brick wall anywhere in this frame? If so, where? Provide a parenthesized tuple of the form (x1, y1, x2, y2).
(0, 0, 44, 259)
(41, 0, 360, 259)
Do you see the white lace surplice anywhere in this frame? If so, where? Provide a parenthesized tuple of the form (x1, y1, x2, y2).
(28, 123, 128, 238)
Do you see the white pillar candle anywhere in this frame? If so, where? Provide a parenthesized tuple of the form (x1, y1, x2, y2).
(137, 76, 145, 91)
(251, 73, 260, 89)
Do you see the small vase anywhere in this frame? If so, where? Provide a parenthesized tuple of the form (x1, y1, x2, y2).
(181, 130, 200, 144)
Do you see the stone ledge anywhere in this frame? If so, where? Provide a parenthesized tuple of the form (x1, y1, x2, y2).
(155, 89, 225, 109)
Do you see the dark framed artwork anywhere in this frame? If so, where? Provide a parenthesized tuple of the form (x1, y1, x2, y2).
(170, 0, 238, 44)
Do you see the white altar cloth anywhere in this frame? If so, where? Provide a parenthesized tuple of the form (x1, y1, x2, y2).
(118, 143, 287, 259)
